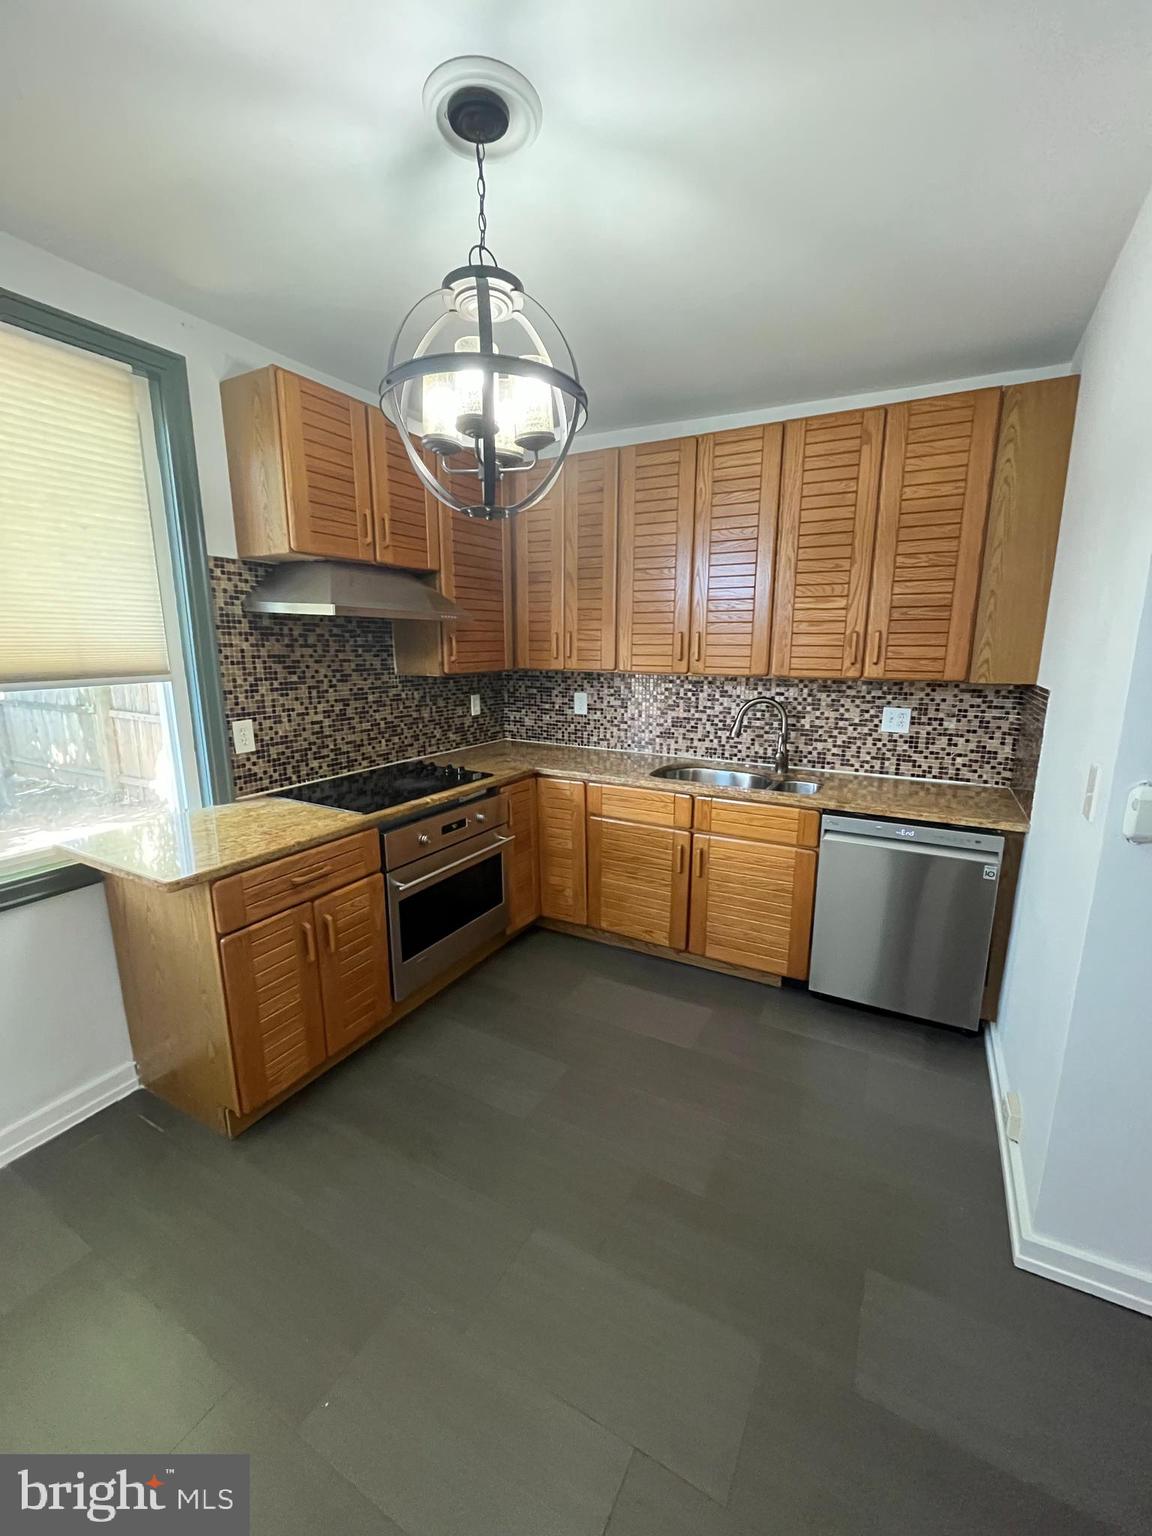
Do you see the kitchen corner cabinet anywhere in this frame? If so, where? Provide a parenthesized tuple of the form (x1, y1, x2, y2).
(537, 778, 588, 922)
(865, 389, 1000, 680)
(969, 376, 1079, 684)
(771, 408, 885, 678)
(394, 503, 512, 675)
(220, 365, 437, 570)
(514, 450, 621, 671)
(505, 777, 541, 931)
(587, 784, 692, 948)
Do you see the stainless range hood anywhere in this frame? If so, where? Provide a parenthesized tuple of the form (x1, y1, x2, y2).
(244, 563, 465, 622)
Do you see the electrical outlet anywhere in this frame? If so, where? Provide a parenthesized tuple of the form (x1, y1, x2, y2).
(1082, 763, 1100, 822)
(573, 691, 588, 716)
(469, 693, 482, 717)
(881, 706, 911, 734)
(231, 718, 256, 754)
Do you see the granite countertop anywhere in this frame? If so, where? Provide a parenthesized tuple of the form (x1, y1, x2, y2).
(57, 737, 1028, 889)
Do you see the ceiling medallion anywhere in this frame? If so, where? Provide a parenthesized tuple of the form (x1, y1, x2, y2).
(380, 58, 586, 521)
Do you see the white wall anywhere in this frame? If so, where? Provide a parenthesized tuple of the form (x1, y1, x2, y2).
(0, 230, 380, 1165)
(992, 182, 1152, 1310)
(0, 886, 138, 1164)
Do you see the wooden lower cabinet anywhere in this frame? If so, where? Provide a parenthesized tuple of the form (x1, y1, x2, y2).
(688, 834, 817, 979)
(505, 778, 541, 931)
(314, 875, 391, 1053)
(220, 875, 391, 1113)
(537, 778, 588, 923)
(219, 904, 327, 1114)
(588, 816, 691, 949)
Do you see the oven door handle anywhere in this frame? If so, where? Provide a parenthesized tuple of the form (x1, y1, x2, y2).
(388, 834, 515, 895)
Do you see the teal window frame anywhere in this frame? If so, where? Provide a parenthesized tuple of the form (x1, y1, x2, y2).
(0, 285, 232, 913)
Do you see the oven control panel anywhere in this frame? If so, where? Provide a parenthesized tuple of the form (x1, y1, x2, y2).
(382, 790, 508, 870)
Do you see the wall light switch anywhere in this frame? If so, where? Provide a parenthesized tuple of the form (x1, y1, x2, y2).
(231, 718, 256, 754)
(1082, 763, 1100, 822)
(469, 693, 482, 717)
(573, 691, 589, 716)
(881, 706, 911, 734)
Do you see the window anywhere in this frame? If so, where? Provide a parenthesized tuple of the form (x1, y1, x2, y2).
(0, 291, 229, 905)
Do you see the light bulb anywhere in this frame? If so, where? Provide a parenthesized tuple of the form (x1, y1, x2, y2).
(453, 335, 486, 439)
(514, 355, 558, 452)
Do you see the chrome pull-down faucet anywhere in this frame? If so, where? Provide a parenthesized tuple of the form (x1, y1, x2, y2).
(729, 696, 789, 776)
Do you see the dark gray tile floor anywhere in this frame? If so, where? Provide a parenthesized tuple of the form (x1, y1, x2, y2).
(4, 930, 1152, 1534)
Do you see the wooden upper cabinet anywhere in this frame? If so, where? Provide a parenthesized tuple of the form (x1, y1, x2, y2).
(275, 370, 374, 562)
(564, 450, 619, 670)
(690, 425, 781, 675)
(513, 467, 566, 668)
(314, 875, 391, 1055)
(440, 508, 512, 673)
(219, 904, 326, 1114)
(617, 438, 697, 673)
(770, 409, 885, 677)
(969, 377, 1078, 684)
(537, 778, 587, 923)
(367, 413, 439, 572)
(865, 389, 1000, 680)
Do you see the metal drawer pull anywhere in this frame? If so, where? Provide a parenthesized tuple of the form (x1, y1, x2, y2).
(289, 864, 332, 885)
(390, 834, 515, 894)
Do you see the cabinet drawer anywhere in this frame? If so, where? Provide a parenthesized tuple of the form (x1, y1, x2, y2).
(587, 782, 692, 828)
(693, 796, 819, 849)
(212, 831, 381, 934)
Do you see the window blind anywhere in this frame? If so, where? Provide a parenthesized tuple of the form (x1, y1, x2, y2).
(0, 322, 170, 686)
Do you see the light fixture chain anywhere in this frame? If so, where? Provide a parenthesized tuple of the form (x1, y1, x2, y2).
(469, 141, 497, 267)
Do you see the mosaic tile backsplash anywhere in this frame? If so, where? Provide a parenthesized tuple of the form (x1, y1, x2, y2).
(211, 558, 1038, 797)
(211, 558, 502, 796)
(1011, 685, 1049, 814)
(501, 671, 1030, 786)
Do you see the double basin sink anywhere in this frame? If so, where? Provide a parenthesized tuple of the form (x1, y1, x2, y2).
(650, 764, 820, 795)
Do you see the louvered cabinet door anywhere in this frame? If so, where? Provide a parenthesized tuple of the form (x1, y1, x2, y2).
(513, 470, 566, 668)
(537, 778, 587, 923)
(368, 414, 439, 571)
(588, 818, 691, 950)
(276, 370, 374, 562)
(770, 409, 885, 677)
(617, 438, 697, 673)
(440, 508, 512, 673)
(505, 778, 541, 931)
(219, 905, 326, 1114)
(690, 425, 781, 675)
(314, 876, 391, 1054)
(865, 390, 1000, 680)
(564, 449, 619, 670)
(689, 836, 816, 980)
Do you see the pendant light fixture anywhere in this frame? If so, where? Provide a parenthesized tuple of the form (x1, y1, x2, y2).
(380, 58, 587, 521)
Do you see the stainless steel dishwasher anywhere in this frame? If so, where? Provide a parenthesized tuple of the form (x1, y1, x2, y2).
(808, 815, 1004, 1032)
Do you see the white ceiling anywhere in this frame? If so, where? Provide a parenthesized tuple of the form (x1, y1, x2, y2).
(2, 0, 1151, 433)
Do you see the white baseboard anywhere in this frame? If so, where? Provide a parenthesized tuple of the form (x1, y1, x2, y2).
(0, 1061, 138, 1169)
(984, 1024, 1152, 1317)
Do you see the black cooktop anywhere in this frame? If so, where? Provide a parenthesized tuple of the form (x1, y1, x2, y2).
(274, 759, 492, 814)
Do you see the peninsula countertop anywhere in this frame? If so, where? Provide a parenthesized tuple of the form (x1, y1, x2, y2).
(56, 738, 1029, 889)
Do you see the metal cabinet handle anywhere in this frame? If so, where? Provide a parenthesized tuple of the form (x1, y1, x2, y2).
(870, 629, 883, 665)
(322, 913, 336, 953)
(390, 834, 515, 894)
(301, 921, 316, 963)
(289, 864, 331, 886)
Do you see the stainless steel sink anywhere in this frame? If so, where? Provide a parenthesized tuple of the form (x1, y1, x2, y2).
(650, 764, 820, 795)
